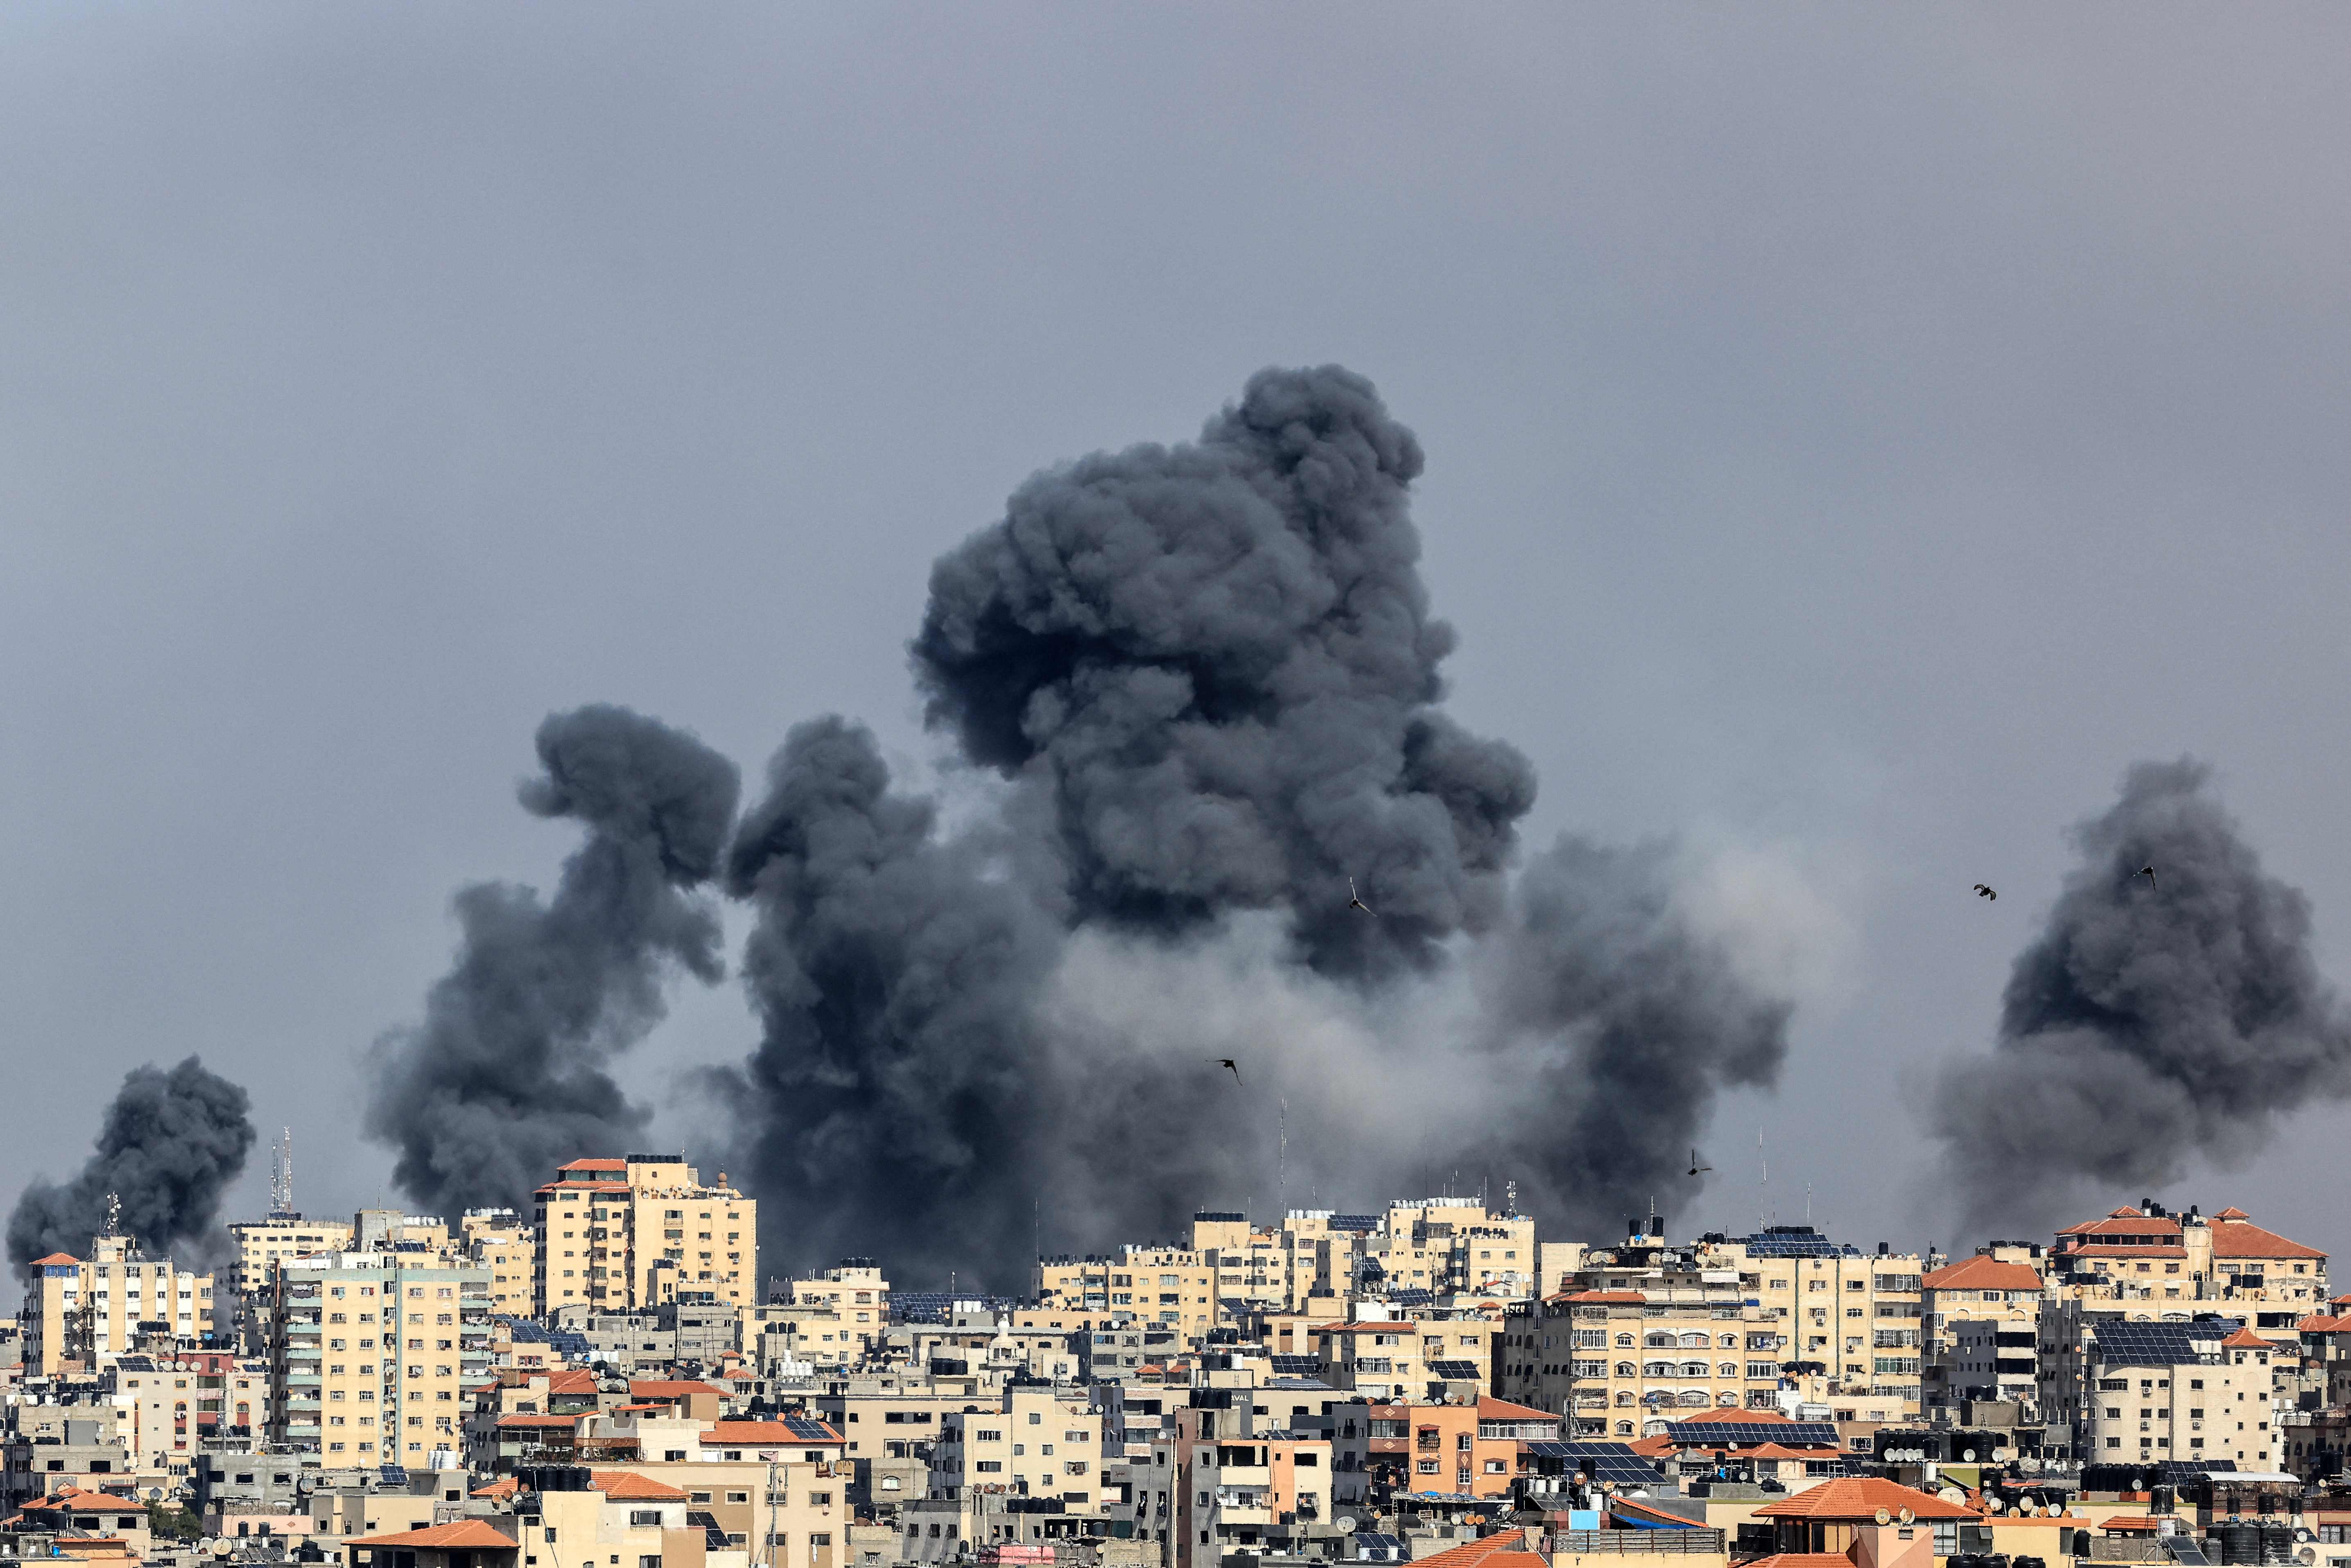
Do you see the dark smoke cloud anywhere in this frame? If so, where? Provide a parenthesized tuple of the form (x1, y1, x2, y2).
(723, 716, 1058, 1288)
(1934, 759, 2351, 1233)
(913, 364, 1538, 978)
(726, 366, 1797, 1283)
(1477, 836, 1791, 1234)
(8, 1055, 254, 1271)
(367, 704, 739, 1216)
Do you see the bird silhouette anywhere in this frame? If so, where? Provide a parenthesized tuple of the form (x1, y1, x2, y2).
(1687, 1148, 1713, 1177)
(1212, 1058, 1243, 1086)
(1973, 883, 1997, 901)
(2136, 864, 2158, 891)
(1347, 878, 1374, 916)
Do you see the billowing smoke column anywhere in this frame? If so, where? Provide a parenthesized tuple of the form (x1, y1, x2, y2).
(726, 366, 1794, 1283)
(914, 365, 1539, 978)
(1478, 837, 1790, 1234)
(366, 704, 740, 1215)
(1935, 759, 2351, 1233)
(721, 716, 1058, 1279)
(8, 1056, 254, 1270)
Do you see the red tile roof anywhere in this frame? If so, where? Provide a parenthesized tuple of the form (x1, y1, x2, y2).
(471, 1478, 520, 1500)
(1923, 1257, 2044, 1292)
(1673, 1408, 1795, 1426)
(2210, 1218, 2325, 1261)
(557, 1159, 628, 1173)
(1755, 1477, 1979, 1521)
(29, 1253, 79, 1268)
(590, 1471, 687, 1502)
(2220, 1327, 2272, 1349)
(25, 1491, 145, 1515)
(1476, 1396, 1557, 1422)
(700, 1419, 840, 1446)
(1744, 1556, 1862, 1568)
(1409, 1535, 1546, 1568)
(2298, 1315, 2351, 1333)
(1554, 1290, 1646, 1304)
(545, 1368, 599, 1394)
(2213, 1207, 2250, 1221)
(350, 1521, 518, 1552)
(495, 1414, 581, 1429)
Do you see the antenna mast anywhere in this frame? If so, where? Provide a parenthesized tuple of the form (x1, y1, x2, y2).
(270, 1128, 296, 1218)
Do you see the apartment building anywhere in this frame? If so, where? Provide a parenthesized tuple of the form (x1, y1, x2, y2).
(532, 1155, 758, 1313)
(463, 1211, 536, 1318)
(1034, 1245, 1215, 1342)
(24, 1234, 215, 1374)
(1704, 1227, 1926, 1409)
(1192, 1213, 1289, 1319)
(2049, 1203, 2328, 1322)
(1920, 1252, 2046, 1414)
(267, 1255, 492, 1464)
(1366, 1199, 1538, 1301)
(1314, 1313, 1497, 1400)
(1500, 1285, 1779, 1434)
(928, 1387, 1104, 1509)
(112, 1351, 271, 1466)
(786, 1262, 890, 1355)
(228, 1216, 356, 1347)
(2065, 1319, 2280, 1469)
(1329, 1395, 1558, 1502)
(1153, 1403, 1334, 1568)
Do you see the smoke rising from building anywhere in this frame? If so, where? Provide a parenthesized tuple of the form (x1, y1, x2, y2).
(721, 716, 1059, 1283)
(7, 1056, 254, 1271)
(913, 364, 1539, 979)
(1934, 759, 2351, 1233)
(726, 367, 1795, 1283)
(366, 703, 740, 1216)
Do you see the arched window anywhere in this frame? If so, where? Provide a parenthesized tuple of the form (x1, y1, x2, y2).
(1615, 1421, 1634, 1436)
(1718, 1362, 1738, 1378)
(1677, 1360, 1708, 1377)
(1677, 1389, 1710, 1408)
(1716, 1392, 1740, 1407)
(1616, 1362, 1638, 1377)
(1644, 1360, 1672, 1377)
(1615, 1333, 1634, 1348)
(1678, 1332, 1708, 1349)
(1614, 1392, 1635, 1407)
(1718, 1334, 1739, 1349)
(1645, 1332, 1674, 1349)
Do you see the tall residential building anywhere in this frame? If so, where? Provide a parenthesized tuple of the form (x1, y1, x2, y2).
(1034, 1244, 1216, 1342)
(1919, 1249, 2047, 1415)
(531, 1154, 757, 1313)
(267, 1253, 492, 1464)
(461, 1210, 534, 1317)
(228, 1215, 357, 1350)
(1709, 1226, 1928, 1409)
(2048, 1202, 2328, 1319)
(24, 1234, 215, 1375)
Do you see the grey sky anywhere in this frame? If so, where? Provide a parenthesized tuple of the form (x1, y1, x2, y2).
(5, 7, 2349, 1290)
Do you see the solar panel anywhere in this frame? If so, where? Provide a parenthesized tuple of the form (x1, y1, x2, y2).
(783, 1415, 836, 1441)
(1522, 1441, 1666, 1485)
(1666, 1421, 1840, 1447)
(1328, 1215, 1380, 1231)
(1428, 1360, 1483, 1379)
(2091, 1322, 2239, 1367)
(1270, 1355, 1322, 1375)
(1354, 1536, 1403, 1550)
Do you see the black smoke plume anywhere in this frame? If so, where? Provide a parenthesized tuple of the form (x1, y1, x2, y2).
(728, 367, 1796, 1283)
(367, 704, 739, 1216)
(1934, 759, 2351, 1232)
(1478, 836, 1790, 1234)
(722, 717, 1058, 1286)
(914, 364, 1538, 978)
(9, 1056, 254, 1271)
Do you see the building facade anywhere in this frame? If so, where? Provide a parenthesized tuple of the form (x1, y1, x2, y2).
(533, 1155, 758, 1314)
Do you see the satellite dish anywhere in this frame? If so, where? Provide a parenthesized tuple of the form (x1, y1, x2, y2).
(212, 1543, 232, 1559)
(2298, 1551, 2317, 1566)
(1899, 1509, 1915, 1526)
(1963, 1449, 1977, 1462)
(1335, 1519, 1358, 1534)
(1987, 1498, 2005, 1513)
(1876, 1509, 1892, 1525)
(1939, 1488, 1966, 1505)
(2021, 1502, 2040, 1517)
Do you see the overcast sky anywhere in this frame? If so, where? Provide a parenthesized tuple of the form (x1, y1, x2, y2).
(5, 6, 2349, 1290)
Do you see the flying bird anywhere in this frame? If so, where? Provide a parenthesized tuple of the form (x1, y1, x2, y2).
(1347, 878, 1374, 916)
(1973, 883, 1996, 901)
(1212, 1058, 1243, 1085)
(2137, 864, 2158, 890)
(1687, 1148, 1713, 1177)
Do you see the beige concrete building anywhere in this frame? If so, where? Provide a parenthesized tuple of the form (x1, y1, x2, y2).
(929, 1386, 1103, 1510)
(112, 1351, 271, 1467)
(1365, 1199, 1537, 1301)
(1700, 1230, 1926, 1408)
(1501, 1286, 1778, 1434)
(1035, 1245, 1215, 1342)
(533, 1155, 757, 1313)
(267, 1255, 492, 1464)
(2074, 1320, 2280, 1469)
(25, 1234, 215, 1375)
(463, 1210, 536, 1318)
(1919, 1252, 2046, 1414)
(786, 1261, 888, 1355)
(2048, 1204, 2328, 1313)
(228, 1216, 356, 1347)
(1313, 1312, 1499, 1401)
